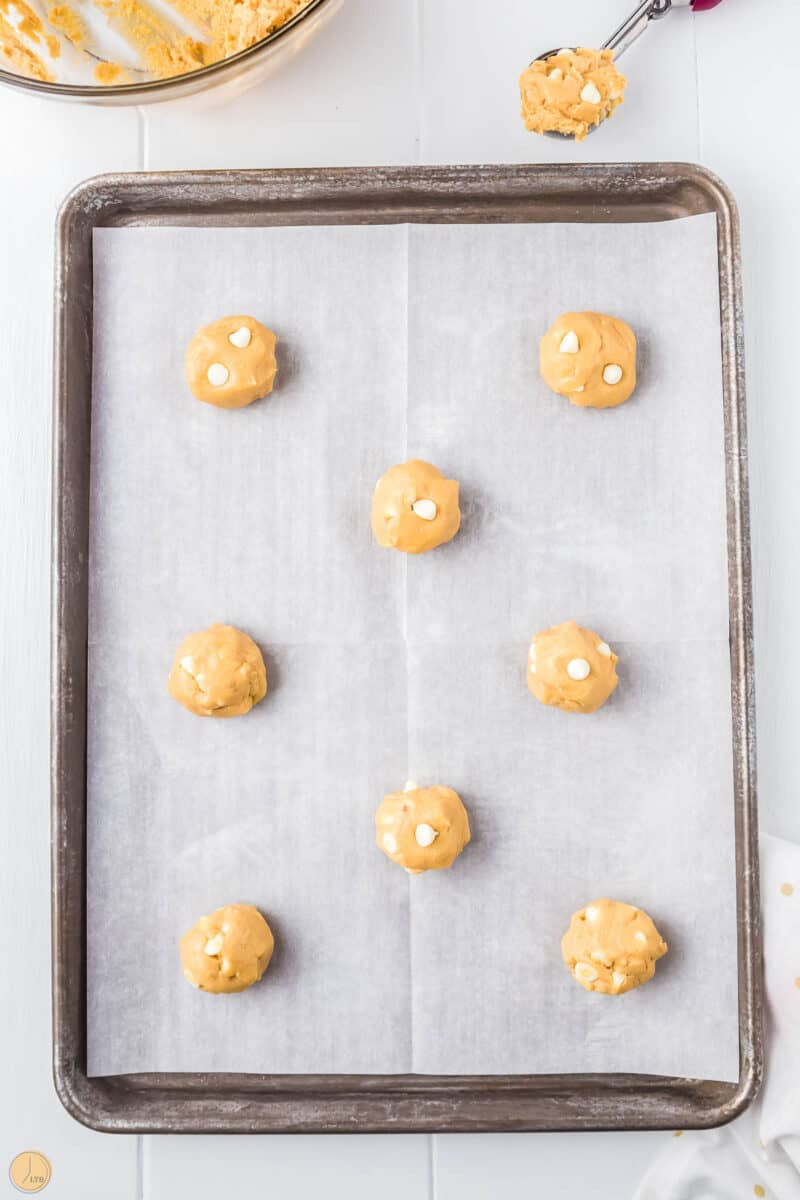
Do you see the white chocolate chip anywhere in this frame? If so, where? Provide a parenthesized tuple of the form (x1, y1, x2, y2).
(207, 362, 229, 387)
(382, 832, 398, 854)
(548, 67, 563, 81)
(612, 971, 627, 989)
(559, 330, 579, 354)
(228, 326, 252, 349)
(220, 958, 234, 976)
(404, 780, 419, 793)
(585, 905, 599, 921)
(567, 657, 591, 681)
(572, 385, 585, 393)
(574, 962, 598, 983)
(590, 950, 609, 964)
(415, 823, 438, 848)
(634, 930, 647, 943)
(204, 934, 223, 956)
(602, 363, 623, 385)
(609, 87, 621, 100)
(597, 642, 612, 658)
(412, 498, 437, 521)
(580, 81, 602, 104)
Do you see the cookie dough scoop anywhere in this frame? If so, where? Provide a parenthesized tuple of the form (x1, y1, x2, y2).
(522, 1, 723, 139)
(376, 783, 471, 874)
(371, 459, 461, 554)
(527, 621, 618, 714)
(561, 898, 668, 995)
(180, 904, 275, 994)
(185, 315, 277, 409)
(168, 623, 267, 718)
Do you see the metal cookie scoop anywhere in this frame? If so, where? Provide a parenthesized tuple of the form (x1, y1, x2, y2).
(534, 0, 724, 136)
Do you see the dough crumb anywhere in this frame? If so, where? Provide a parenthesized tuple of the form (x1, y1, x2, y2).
(48, 3, 85, 47)
(94, 60, 128, 83)
(0, 1, 55, 80)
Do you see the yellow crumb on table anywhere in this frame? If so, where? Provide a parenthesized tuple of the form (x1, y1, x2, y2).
(754, 1185, 766, 1198)
(780, 882, 795, 896)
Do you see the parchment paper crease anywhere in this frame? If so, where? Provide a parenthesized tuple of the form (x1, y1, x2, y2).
(87, 214, 739, 1081)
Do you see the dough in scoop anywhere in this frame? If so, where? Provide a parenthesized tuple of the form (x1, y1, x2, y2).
(180, 903, 274, 994)
(168, 623, 267, 718)
(540, 311, 636, 409)
(185, 314, 277, 409)
(376, 783, 471, 874)
(527, 620, 618, 714)
(371, 459, 461, 554)
(519, 48, 626, 141)
(561, 898, 668, 995)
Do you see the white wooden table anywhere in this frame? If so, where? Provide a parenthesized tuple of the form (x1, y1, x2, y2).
(0, 0, 793, 1194)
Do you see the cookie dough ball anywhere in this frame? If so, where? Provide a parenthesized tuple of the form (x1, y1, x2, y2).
(371, 459, 461, 555)
(180, 904, 274, 994)
(168, 624, 267, 718)
(540, 312, 636, 409)
(185, 315, 277, 409)
(527, 620, 618, 714)
(376, 783, 471, 874)
(561, 899, 668, 995)
(519, 48, 626, 141)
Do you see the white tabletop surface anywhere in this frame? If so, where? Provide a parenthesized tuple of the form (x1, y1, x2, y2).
(0, 0, 794, 1195)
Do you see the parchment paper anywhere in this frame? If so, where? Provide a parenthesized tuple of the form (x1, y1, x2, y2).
(87, 213, 739, 1082)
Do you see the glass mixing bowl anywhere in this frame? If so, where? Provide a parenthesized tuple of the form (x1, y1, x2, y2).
(0, 0, 340, 104)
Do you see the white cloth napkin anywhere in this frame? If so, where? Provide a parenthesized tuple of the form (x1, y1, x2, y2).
(635, 835, 800, 1199)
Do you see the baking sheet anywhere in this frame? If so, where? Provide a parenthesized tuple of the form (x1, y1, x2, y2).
(87, 213, 739, 1082)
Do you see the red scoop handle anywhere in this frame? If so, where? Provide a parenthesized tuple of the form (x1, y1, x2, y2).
(692, 0, 723, 10)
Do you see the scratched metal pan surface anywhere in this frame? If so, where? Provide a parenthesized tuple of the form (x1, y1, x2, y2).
(51, 164, 761, 1133)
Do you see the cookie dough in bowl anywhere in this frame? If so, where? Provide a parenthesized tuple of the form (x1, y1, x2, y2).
(371, 459, 461, 554)
(540, 311, 636, 409)
(168, 623, 267, 718)
(185, 315, 277, 408)
(180, 904, 275, 994)
(376, 783, 471, 874)
(519, 48, 626, 141)
(527, 620, 618, 714)
(561, 898, 668, 995)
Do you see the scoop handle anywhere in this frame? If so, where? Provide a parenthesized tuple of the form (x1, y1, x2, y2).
(692, 0, 724, 9)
